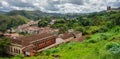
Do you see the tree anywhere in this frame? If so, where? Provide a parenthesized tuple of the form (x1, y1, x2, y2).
(38, 20, 48, 27)
(0, 38, 10, 57)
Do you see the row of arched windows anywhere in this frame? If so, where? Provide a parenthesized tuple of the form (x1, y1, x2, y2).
(9, 47, 21, 54)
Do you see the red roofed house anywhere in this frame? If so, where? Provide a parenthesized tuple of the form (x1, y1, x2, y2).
(7, 33, 57, 56)
(56, 32, 82, 43)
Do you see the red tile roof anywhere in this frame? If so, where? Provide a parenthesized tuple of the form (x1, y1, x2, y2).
(23, 44, 36, 52)
(60, 33, 75, 40)
(10, 33, 56, 47)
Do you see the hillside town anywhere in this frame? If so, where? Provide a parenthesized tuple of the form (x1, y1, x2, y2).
(0, 0, 120, 58)
(0, 20, 83, 56)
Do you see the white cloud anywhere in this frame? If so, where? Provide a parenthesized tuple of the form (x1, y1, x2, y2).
(0, 0, 120, 13)
(1, 1, 9, 7)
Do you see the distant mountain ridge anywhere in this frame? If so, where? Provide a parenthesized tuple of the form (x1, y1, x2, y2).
(0, 10, 85, 20)
(5, 10, 63, 20)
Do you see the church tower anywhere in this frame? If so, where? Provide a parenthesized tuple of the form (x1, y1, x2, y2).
(107, 6, 111, 11)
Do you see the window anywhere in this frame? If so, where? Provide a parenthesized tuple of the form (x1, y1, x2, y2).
(14, 48, 16, 53)
(8, 47, 11, 52)
(16, 49, 18, 53)
(18, 50, 20, 54)
(10, 47, 13, 52)
(13, 48, 18, 53)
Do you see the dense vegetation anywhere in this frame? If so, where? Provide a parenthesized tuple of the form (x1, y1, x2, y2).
(38, 11, 120, 34)
(0, 37, 10, 57)
(0, 15, 29, 32)
(0, 10, 120, 59)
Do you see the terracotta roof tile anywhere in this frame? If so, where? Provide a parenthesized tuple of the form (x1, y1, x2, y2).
(23, 44, 36, 52)
(10, 33, 56, 47)
(60, 33, 75, 40)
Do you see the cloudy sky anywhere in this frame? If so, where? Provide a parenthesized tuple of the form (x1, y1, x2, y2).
(0, 0, 120, 13)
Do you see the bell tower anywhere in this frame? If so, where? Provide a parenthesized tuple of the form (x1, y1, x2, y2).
(107, 6, 111, 11)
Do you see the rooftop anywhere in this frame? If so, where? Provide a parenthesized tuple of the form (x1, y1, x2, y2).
(60, 33, 75, 40)
(25, 26, 40, 31)
(10, 33, 57, 47)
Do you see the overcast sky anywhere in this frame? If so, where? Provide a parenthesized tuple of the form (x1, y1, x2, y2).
(0, 0, 120, 13)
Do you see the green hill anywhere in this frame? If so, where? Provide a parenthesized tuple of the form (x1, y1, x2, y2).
(6, 10, 63, 20)
(0, 15, 29, 31)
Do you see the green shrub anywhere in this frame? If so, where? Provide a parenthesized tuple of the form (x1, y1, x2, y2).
(44, 50, 51, 56)
(100, 34, 108, 40)
(105, 42, 120, 55)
